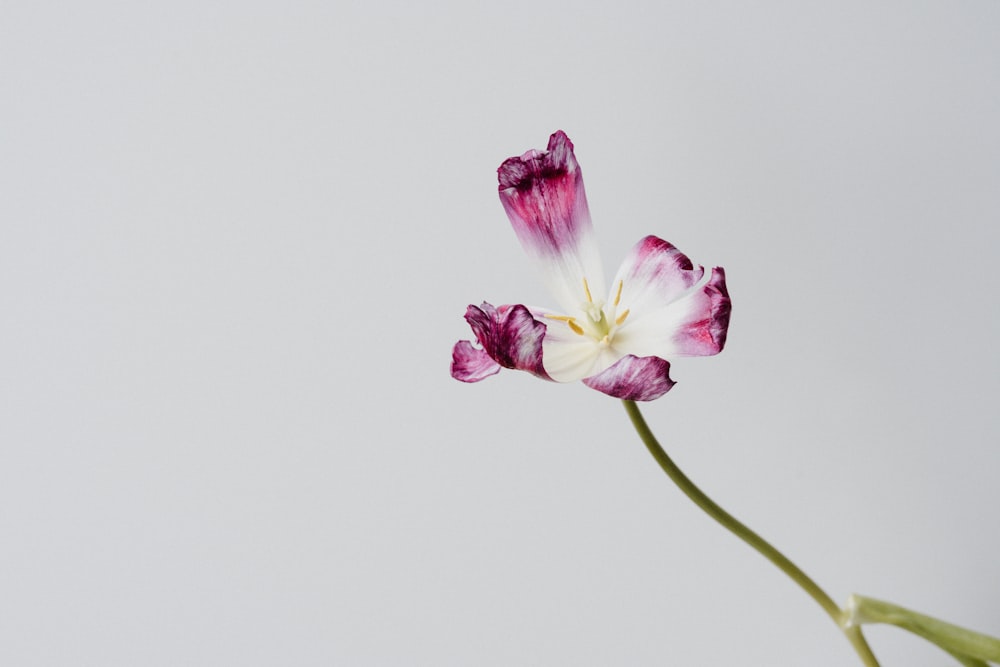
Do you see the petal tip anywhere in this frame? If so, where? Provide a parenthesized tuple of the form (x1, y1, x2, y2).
(496, 132, 592, 260)
(582, 355, 676, 401)
(497, 130, 578, 191)
(702, 266, 732, 353)
(670, 266, 731, 356)
(451, 340, 502, 383)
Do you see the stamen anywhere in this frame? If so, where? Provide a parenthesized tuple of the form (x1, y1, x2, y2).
(544, 314, 575, 322)
(567, 319, 585, 336)
(613, 280, 623, 306)
(615, 309, 630, 326)
(582, 277, 593, 303)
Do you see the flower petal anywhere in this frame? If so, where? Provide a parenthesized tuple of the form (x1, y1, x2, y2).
(582, 354, 676, 401)
(451, 340, 501, 382)
(609, 235, 705, 311)
(539, 326, 604, 382)
(536, 312, 622, 383)
(498, 131, 606, 314)
(668, 266, 731, 356)
(610, 236, 731, 358)
(463, 302, 550, 379)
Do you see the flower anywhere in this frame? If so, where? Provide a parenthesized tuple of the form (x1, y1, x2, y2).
(451, 131, 731, 401)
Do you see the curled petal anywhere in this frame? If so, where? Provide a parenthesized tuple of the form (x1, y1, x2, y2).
(463, 302, 550, 379)
(582, 355, 676, 401)
(498, 131, 605, 314)
(498, 131, 589, 258)
(611, 236, 731, 358)
(611, 235, 705, 311)
(669, 266, 731, 356)
(451, 340, 501, 383)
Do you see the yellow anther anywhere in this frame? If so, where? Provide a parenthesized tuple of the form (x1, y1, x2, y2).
(613, 280, 623, 306)
(567, 319, 585, 336)
(615, 309, 630, 326)
(582, 277, 593, 303)
(545, 314, 575, 322)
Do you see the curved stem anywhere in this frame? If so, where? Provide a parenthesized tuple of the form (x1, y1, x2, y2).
(847, 594, 1000, 663)
(622, 400, 880, 667)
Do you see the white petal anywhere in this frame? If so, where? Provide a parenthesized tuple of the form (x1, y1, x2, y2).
(606, 236, 730, 359)
(540, 248, 606, 319)
(540, 317, 622, 382)
(608, 235, 704, 318)
(611, 292, 703, 358)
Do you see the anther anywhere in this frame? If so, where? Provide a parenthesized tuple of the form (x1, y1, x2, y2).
(615, 309, 630, 326)
(567, 319, 585, 336)
(613, 280, 623, 306)
(582, 277, 593, 303)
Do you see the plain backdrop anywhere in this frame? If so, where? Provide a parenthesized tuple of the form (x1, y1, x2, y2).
(2, 1, 999, 665)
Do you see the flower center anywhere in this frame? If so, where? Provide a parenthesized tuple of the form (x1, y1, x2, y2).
(545, 278, 630, 346)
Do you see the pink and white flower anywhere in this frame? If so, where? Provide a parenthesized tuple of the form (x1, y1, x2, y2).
(451, 131, 730, 401)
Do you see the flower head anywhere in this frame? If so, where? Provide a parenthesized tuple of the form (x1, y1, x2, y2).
(451, 131, 730, 401)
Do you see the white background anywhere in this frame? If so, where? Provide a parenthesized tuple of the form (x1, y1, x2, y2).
(2, 2, 999, 665)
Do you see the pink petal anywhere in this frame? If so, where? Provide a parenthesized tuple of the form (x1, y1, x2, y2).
(613, 235, 706, 308)
(498, 130, 590, 258)
(498, 131, 605, 314)
(462, 302, 551, 380)
(669, 266, 731, 356)
(451, 340, 502, 383)
(582, 355, 676, 401)
(610, 236, 731, 359)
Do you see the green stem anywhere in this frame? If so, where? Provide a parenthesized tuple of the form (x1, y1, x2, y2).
(847, 594, 1000, 663)
(622, 400, 880, 667)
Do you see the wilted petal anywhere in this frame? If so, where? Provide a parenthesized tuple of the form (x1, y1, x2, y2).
(498, 131, 605, 314)
(668, 267, 731, 356)
(463, 302, 550, 379)
(451, 340, 501, 382)
(582, 354, 675, 401)
(610, 235, 705, 311)
(611, 236, 731, 358)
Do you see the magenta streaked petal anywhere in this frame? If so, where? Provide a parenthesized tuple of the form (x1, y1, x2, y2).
(498, 131, 590, 257)
(451, 340, 502, 382)
(610, 236, 731, 359)
(498, 131, 605, 314)
(463, 302, 550, 379)
(668, 266, 731, 356)
(611, 235, 705, 309)
(582, 354, 675, 401)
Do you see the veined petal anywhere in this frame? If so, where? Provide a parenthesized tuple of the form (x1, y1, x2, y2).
(462, 302, 550, 379)
(669, 267, 731, 356)
(451, 341, 502, 382)
(609, 235, 705, 311)
(498, 131, 605, 314)
(582, 355, 675, 401)
(610, 236, 731, 358)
